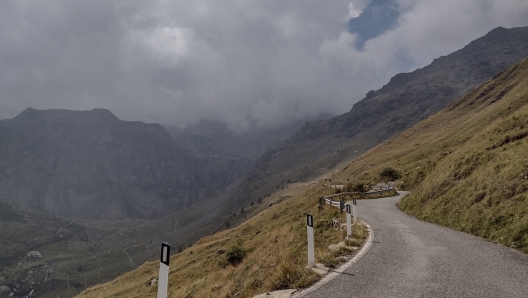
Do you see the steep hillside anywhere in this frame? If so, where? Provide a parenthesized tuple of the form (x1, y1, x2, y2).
(77, 181, 372, 298)
(333, 56, 528, 253)
(231, 26, 528, 210)
(0, 108, 256, 297)
(0, 108, 250, 220)
(75, 56, 528, 298)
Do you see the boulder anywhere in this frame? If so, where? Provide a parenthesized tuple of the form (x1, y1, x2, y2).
(27, 251, 42, 258)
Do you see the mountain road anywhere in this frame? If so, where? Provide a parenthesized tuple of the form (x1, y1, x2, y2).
(297, 192, 528, 297)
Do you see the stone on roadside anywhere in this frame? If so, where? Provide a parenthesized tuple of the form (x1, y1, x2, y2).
(328, 244, 339, 250)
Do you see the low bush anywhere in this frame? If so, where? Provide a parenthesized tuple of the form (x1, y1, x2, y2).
(225, 242, 247, 265)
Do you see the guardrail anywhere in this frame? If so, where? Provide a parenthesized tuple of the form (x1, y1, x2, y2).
(320, 187, 395, 209)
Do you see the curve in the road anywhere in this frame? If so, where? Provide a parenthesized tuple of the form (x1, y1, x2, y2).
(295, 221, 375, 297)
(296, 192, 528, 298)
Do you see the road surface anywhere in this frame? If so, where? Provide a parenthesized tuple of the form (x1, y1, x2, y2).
(298, 192, 528, 297)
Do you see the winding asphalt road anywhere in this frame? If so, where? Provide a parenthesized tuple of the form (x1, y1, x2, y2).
(298, 192, 528, 297)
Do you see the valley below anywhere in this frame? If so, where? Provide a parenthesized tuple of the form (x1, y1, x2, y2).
(1, 26, 528, 298)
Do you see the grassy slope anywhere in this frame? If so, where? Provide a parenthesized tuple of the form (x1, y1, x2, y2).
(77, 182, 368, 298)
(333, 57, 528, 253)
(77, 57, 528, 298)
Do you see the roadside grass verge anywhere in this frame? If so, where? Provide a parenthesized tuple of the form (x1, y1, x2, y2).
(78, 184, 370, 298)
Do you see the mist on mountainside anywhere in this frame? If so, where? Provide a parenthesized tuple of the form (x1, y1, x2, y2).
(165, 116, 332, 160)
(221, 26, 528, 218)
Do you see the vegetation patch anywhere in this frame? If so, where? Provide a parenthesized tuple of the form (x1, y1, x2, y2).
(78, 183, 375, 298)
(225, 242, 247, 265)
(334, 57, 528, 254)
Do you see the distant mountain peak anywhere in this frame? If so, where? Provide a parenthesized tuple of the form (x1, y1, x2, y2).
(10, 107, 120, 124)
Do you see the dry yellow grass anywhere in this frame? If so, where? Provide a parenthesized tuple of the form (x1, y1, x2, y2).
(77, 182, 369, 298)
(334, 57, 528, 253)
(78, 55, 528, 298)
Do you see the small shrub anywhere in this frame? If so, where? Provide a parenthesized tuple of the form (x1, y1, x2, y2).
(225, 242, 247, 265)
(379, 167, 402, 181)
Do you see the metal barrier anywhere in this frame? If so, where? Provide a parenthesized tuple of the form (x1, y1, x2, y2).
(321, 187, 395, 206)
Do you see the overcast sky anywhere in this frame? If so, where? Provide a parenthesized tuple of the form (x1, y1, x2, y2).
(1, 0, 527, 132)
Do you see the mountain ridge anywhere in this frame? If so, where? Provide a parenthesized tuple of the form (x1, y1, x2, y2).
(227, 26, 528, 210)
(0, 108, 251, 220)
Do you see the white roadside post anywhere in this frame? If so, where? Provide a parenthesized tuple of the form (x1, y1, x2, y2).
(353, 198, 358, 224)
(157, 243, 170, 298)
(346, 204, 352, 238)
(307, 214, 315, 268)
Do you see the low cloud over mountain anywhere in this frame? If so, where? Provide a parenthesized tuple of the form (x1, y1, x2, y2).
(1, 0, 527, 132)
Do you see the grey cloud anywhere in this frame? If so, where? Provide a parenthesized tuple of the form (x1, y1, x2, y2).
(0, 0, 527, 132)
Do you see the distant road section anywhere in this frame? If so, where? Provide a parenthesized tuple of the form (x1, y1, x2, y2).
(299, 192, 528, 298)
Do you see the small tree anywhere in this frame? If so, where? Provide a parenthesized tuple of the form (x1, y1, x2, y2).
(379, 167, 401, 182)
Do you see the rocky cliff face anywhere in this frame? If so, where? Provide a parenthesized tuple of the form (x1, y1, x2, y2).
(0, 108, 251, 220)
(229, 26, 528, 205)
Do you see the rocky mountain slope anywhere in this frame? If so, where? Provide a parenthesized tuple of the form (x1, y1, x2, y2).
(0, 108, 251, 220)
(76, 51, 528, 298)
(229, 26, 528, 208)
(334, 55, 528, 253)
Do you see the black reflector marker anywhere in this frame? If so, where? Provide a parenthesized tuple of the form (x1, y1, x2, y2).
(160, 243, 170, 266)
